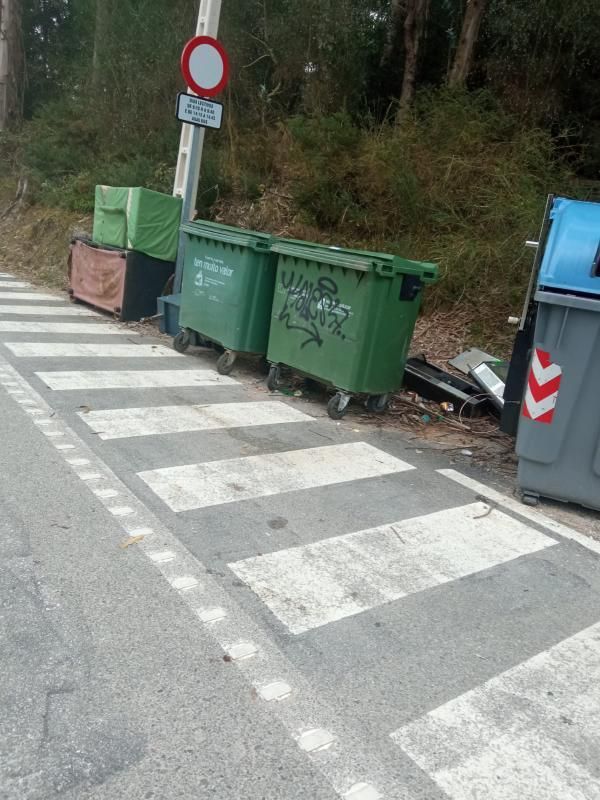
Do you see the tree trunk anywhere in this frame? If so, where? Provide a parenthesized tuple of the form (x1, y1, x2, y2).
(0, 0, 23, 130)
(92, 0, 111, 89)
(448, 0, 487, 88)
(380, 0, 404, 68)
(396, 0, 429, 123)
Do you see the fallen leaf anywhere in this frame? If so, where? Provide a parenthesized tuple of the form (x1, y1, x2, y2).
(119, 534, 144, 549)
(223, 654, 233, 663)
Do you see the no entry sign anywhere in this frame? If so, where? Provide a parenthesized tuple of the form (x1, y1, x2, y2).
(181, 35, 229, 98)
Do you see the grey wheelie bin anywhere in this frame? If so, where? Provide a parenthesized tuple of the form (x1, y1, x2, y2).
(516, 197, 600, 510)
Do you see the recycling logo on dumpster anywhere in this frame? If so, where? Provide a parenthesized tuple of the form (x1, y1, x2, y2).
(522, 348, 562, 424)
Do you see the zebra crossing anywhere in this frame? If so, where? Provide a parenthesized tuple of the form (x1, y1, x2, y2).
(1, 274, 600, 800)
(0, 320, 138, 334)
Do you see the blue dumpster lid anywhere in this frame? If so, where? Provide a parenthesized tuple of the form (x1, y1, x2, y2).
(272, 238, 438, 282)
(539, 197, 600, 296)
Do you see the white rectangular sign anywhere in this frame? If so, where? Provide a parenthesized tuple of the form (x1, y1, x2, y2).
(176, 93, 223, 130)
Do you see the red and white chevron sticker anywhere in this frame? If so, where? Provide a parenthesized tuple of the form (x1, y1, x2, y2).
(522, 348, 562, 424)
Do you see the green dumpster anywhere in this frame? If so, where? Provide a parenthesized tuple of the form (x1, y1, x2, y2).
(176, 220, 278, 374)
(266, 239, 438, 418)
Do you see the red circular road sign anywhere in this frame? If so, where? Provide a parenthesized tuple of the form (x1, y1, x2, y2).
(181, 35, 230, 98)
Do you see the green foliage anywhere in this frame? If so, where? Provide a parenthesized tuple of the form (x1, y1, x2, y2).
(3, 0, 597, 342)
(286, 90, 573, 319)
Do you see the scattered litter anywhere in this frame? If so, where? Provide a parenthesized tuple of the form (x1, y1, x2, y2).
(120, 534, 145, 549)
(293, 390, 303, 397)
(461, 449, 473, 457)
(421, 414, 431, 424)
(440, 402, 454, 413)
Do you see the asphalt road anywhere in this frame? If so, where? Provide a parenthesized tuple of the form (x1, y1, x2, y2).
(1, 278, 600, 800)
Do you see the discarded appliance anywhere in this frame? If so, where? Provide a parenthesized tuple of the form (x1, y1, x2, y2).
(448, 348, 498, 375)
(403, 356, 491, 418)
(469, 360, 507, 412)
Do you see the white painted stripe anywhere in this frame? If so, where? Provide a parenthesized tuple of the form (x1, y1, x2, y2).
(344, 784, 382, 800)
(297, 729, 335, 753)
(66, 458, 90, 466)
(197, 607, 227, 624)
(93, 488, 119, 499)
(438, 469, 600, 557)
(229, 503, 556, 634)
(0, 281, 31, 288)
(80, 401, 313, 440)
(4, 342, 182, 358)
(127, 528, 154, 538)
(392, 621, 600, 800)
(0, 321, 137, 335)
(55, 443, 75, 451)
(226, 642, 259, 661)
(36, 369, 239, 390)
(0, 273, 14, 278)
(149, 551, 176, 564)
(138, 442, 413, 513)
(109, 506, 135, 517)
(79, 472, 102, 481)
(259, 681, 292, 702)
(170, 576, 199, 592)
(0, 304, 96, 316)
(0, 292, 63, 301)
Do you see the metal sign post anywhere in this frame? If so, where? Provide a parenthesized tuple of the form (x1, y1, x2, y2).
(172, 0, 223, 293)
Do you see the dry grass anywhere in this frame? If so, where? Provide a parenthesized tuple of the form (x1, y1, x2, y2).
(0, 184, 91, 288)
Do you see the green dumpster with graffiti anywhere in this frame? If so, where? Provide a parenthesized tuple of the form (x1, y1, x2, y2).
(266, 239, 438, 418)
(175, 220, 278, 375)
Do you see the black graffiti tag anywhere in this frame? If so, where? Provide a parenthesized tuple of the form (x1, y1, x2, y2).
(278, 271, 350, 348)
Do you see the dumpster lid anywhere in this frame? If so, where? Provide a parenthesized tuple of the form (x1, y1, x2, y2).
(271, 238, 438, 282)
(181, 220, 272, 249)
(539, 197, 600, 296)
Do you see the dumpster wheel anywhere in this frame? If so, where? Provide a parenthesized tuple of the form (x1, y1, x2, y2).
(366, 393, 391, 414)
(522, 491, 540, 507)
(327, 392, 351, 420)
(217, 350, 237, 376)
(267, 364, 281, 392)
(173, 329, 191, 354)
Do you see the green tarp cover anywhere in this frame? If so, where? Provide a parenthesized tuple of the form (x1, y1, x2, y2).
(93, 186, 182, 262)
